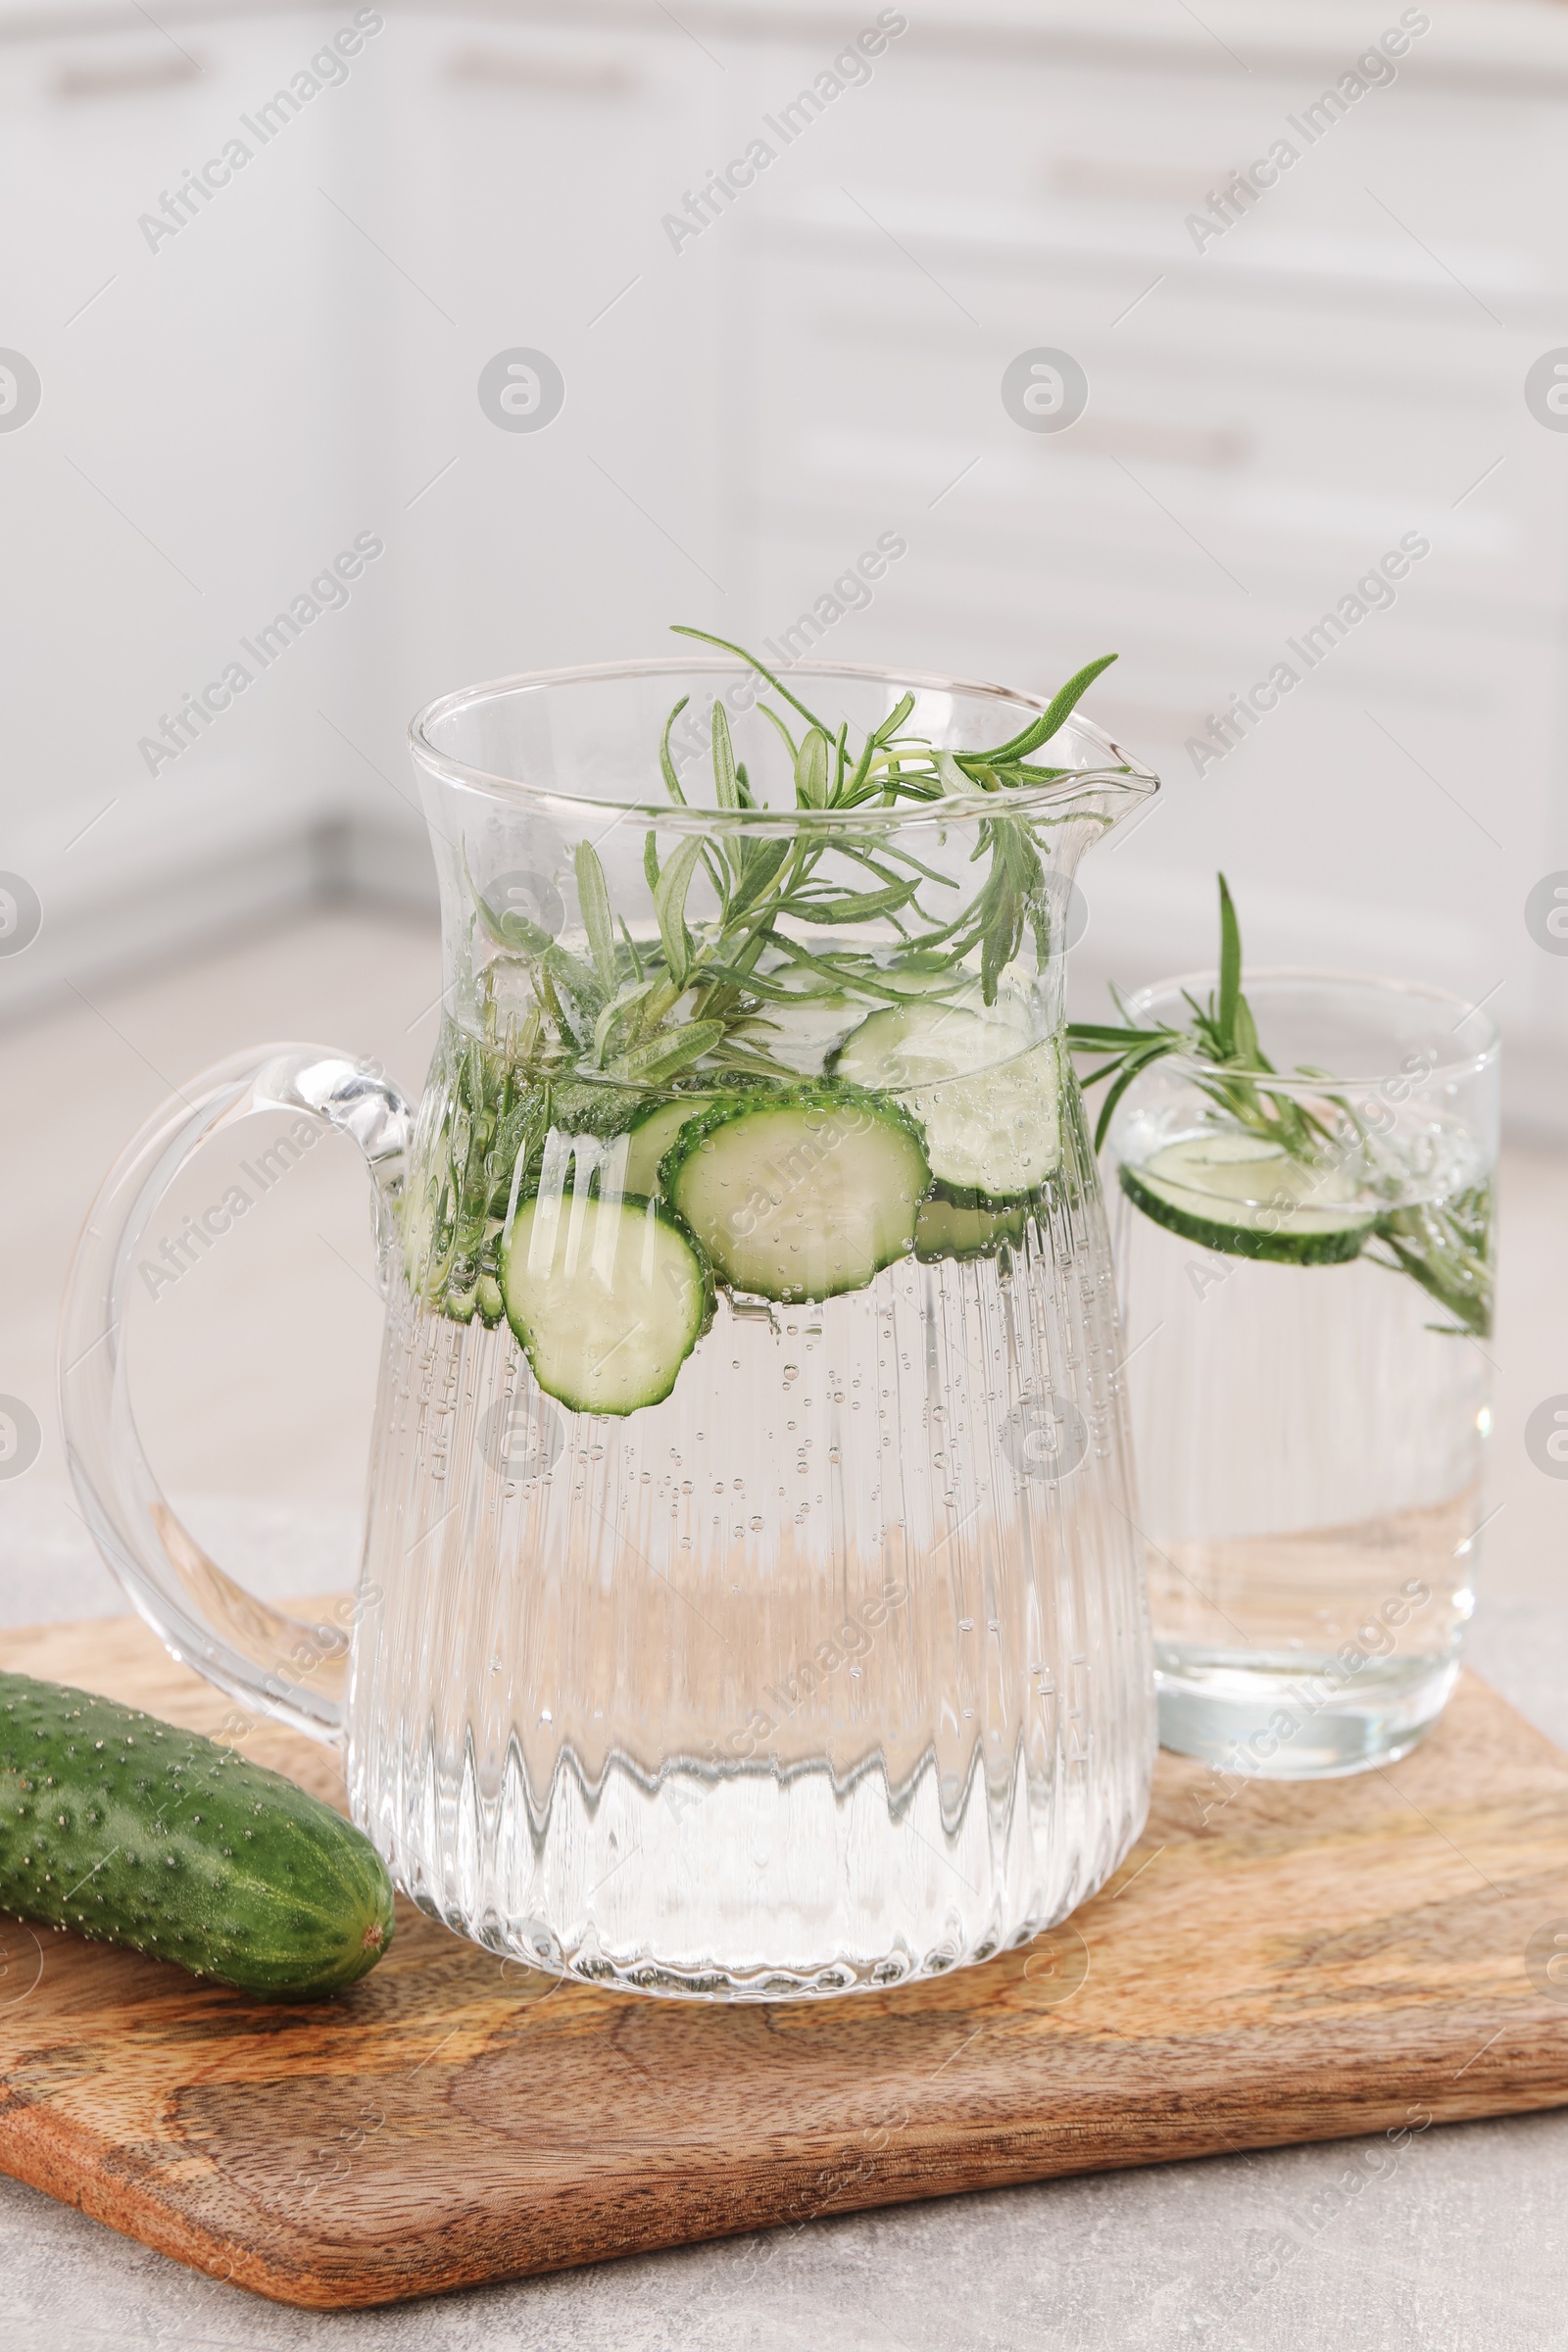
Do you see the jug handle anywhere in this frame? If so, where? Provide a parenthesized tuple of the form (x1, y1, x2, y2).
(58, 1044, 414, 1745)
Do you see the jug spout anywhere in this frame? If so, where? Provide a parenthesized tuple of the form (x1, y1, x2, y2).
(999, 734, 1160, 1028)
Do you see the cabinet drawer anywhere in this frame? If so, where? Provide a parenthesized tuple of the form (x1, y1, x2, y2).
(736, 246, 1568, 623)
(744, 523, 1544, 1029)
(746, 32, 1568, 304)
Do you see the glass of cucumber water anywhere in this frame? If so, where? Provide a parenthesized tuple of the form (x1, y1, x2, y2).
(62, 647, 1161, 1998)
(1106, 970, 1497, 1778)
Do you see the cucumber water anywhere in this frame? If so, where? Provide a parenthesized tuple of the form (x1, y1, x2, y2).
(406, 989, 1068, 1421)
(360, 1026, 1128, 1993)
(0, 1673, 395, 1998)
(357, 638, 1159, 1994)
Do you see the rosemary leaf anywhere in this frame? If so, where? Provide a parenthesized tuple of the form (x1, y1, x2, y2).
(796, 729, 831, 808)
(668, 623, 829, 733)
(1216, 870, 1241, 1057)
(476, 892, 557, 957)
(574, 840, 618, 994)
(711, 700, 739, 809)
(660, 697, 690, 806)
(975, 653, 1118, 764)
(832, 720, 850, 805)
(757, 700, 801, 765)
(725, 837, 792, 919)
(764, 933, 932, 1004)
(654, 836, 705, 984)
(1065, 1022, 1174, 1052)
(1092, 1038, 1180, 1152)
(603, 1020, 726, 1084)
(788, 881, 917, 925)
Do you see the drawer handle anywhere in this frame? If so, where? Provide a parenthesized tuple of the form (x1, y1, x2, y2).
(54, 53, 201, 101)
(447, 46, 639, 97)
(1051, 156, 1221, 207)
(1077, 416, 1250, 469)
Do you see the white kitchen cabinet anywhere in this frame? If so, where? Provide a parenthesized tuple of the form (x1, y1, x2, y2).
(366, 14, 731, 741)
(724, 23, 1568, 1085)
(2, 0, 1565, 1109)
(0, 10, 401, 1010)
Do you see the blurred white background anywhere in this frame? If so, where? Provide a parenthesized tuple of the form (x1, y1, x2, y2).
(1, 0, 1564, 1635)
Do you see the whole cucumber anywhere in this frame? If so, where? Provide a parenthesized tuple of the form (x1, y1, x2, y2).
(0, 1671, 394, 2000)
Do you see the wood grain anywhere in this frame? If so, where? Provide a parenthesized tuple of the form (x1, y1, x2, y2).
(3, 1607, 1568, 2310)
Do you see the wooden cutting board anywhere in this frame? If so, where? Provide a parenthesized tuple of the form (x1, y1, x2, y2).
(3, 1607, 1568, 2311)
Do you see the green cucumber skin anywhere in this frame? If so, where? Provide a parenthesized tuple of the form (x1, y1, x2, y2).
(622, 1092, 714, 1198)
(0, 1674, 394, 2000)
(660, 1082, 932, 1302)
(660, 1082, 929, 1192)
(1118, 1162, 1368, 1268)
(927, 1174, 1050, 1214)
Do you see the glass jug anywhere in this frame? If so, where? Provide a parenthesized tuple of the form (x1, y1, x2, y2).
(61, 655, 1158, 2000)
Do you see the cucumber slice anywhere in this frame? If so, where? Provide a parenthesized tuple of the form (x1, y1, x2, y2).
(622, 1095, 712, 1198)
(913, 1193, 1028, 1264)
(608, 1080, 774, 1199)
(1120, 1133, 1376, 1266)
(501, 1192, 711, 1415)
(663, 1085, 930, 1302)
(831, 1003, 1059, 1204)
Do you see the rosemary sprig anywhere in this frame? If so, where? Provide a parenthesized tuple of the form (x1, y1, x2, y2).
(475, 627, 1123, 1095)
(1065, 875, 1494, 1338)
(414, 632, 1127, 1318)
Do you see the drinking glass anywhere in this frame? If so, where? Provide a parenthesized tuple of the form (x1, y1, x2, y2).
(1107, 970, 1496, 1777)
(62, 657, 1159, 1996)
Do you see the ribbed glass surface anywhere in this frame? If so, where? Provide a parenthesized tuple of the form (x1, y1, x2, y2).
(348, 1071, 1152, 1998)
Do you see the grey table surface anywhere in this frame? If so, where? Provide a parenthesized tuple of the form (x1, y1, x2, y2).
(2, 1502, 1566, 2352)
